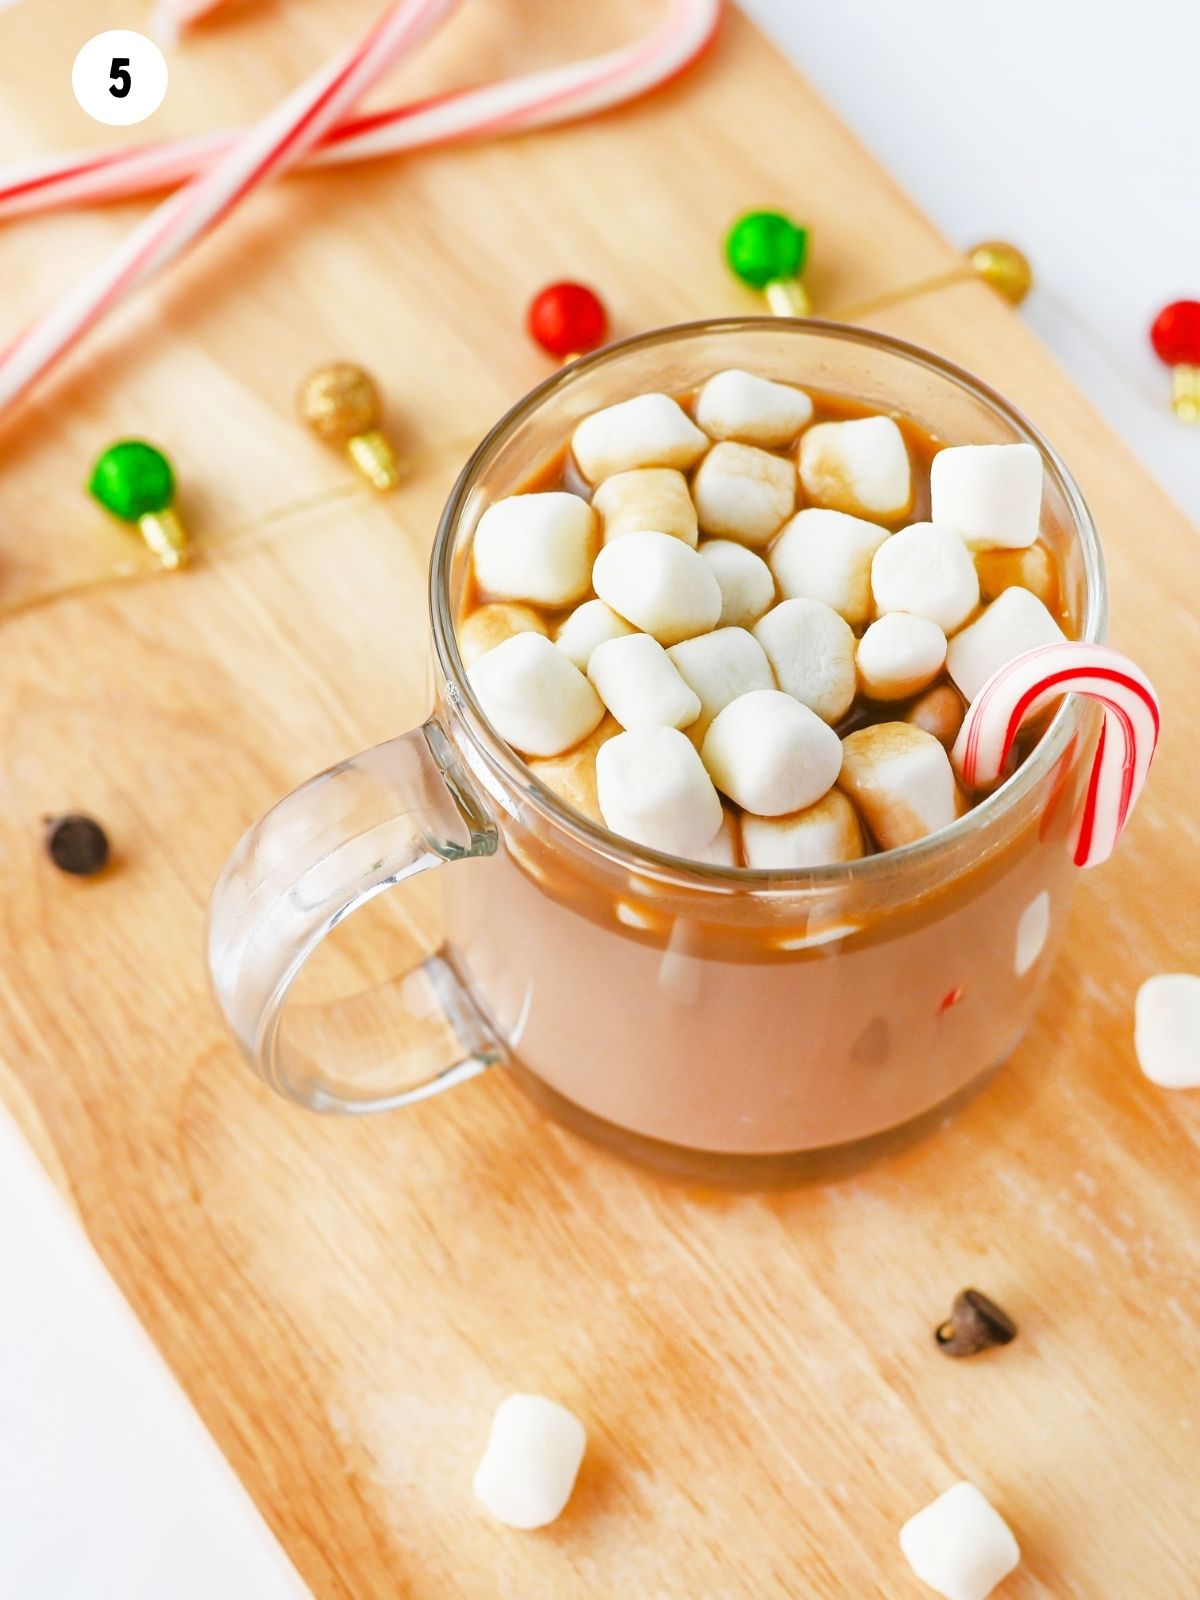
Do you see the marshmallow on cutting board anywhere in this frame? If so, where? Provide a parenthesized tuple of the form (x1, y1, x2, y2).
(596, 726, 724, 856)
(931, 442, 1043, 550)
(588, 633, 701, 731)
(702, 690, 843, 817)
(666, 626, 775, 738)
(698, 540, 776, 629)
(871, 521, 980, 635)
(572, 393, 709, 483)
(473, 1394, 587, 1530)
(592, 530, 722, 646)
(472, 492, 597, 607)
(692, 441, 796, 547)
(592, 467, 698, 546)
(753, 598, 858, 725)
(1134, 973, 1200, 1089)
(469, 631, 603, 757)
(946, 585, 1067, 703)
(741, 789, 864, 870)
(694, 368, 814, 446)
(798, 415, 913, 522)
(554, 599, 635, 671)
(899, 1481, 1020, 1600)
(838, 722, 961, 851)
(769, 507, 890, 626)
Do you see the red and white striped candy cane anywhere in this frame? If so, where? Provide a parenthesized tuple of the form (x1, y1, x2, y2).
(0, 0, 723, 220)
(0, 0, 460, 417)
(952, 642, 1161, 868)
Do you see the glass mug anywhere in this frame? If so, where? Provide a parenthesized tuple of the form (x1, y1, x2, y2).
(207, 320, 1105, 1182)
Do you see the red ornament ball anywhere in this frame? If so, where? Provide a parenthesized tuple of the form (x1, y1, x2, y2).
(1150, 300, 1200, 367)
(527, 282, 608, 358)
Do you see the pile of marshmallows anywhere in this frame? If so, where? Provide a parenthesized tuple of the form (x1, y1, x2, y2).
(463, 370, 1068, 868)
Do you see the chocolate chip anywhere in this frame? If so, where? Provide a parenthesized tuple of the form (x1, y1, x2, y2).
(44, 814, 110, 877)
(935, 1289, 1017, 1357)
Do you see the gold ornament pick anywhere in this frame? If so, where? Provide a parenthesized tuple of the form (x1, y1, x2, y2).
(297, 362, 400, 491)
(967, 240, 1033, 307)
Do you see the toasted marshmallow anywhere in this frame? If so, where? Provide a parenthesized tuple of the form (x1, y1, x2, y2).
(931, 441, 1043, 550)
(871, 521, 980, 634)
(695, 368, 814, 448)
(698, 539, 776, 629)
(692, 441, 796, 547)
(741, 789, 864, 870)
(753, 598, 857, 724)
(798, 416, 913, 522)
(899, 1481, 1020, 1600)
(458, 602, 548, 669)
(946, 585, 1067, 702)
(838, 723, 961, 850)
(1135, 973, 1200, 1089)
(592, 467, 698, 546)
(528, 716, 620, 825)
(588, 633, 701, 731)
(473, 1394, 586, 1530)
(572, 393, 708, 483)
(472, 491, 596, 607)
(554, 599, 635, 670)
(857, 613, 948, 701)
(769, 507, 890, 625)
(666, 626, 775, 738)
(596, 726, 724, 856)
(975, 542, 1058, 609)
(906, 684, 966, 748)
(592, 530, 722, 646)
(469, 632, 603, 757)
(701, 690, 843, 817)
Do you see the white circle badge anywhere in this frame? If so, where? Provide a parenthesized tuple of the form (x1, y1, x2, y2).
(72, 31, 168, 127)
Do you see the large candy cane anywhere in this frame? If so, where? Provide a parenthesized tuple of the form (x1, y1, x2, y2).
(0, 0, 722, 221)
(953, 643, 1161, 868)
(0, 0, 461, 417)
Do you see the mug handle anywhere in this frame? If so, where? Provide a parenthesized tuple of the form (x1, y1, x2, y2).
(206, 716, 505, 1112)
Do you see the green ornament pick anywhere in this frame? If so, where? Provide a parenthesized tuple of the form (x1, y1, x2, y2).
(724, 209, 811, 316)
(88, 440, 188, 569)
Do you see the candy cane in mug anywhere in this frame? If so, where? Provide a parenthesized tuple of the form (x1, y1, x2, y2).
(953, 642, 1161, 868)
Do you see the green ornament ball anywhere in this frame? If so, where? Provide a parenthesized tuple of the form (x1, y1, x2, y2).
(724, 209, 808, 290)
(88, 440, 175, 523)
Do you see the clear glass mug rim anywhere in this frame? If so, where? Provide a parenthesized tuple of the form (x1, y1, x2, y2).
(430, 316, 1108, 895)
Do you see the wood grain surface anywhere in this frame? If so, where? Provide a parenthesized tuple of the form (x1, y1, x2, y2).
(1, 3, 1197, 1597)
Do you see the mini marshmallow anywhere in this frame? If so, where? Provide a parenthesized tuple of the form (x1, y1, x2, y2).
(798, 415, 913, 522)
(592, 530, 722, 646)
(899, 1481, 1020, 1600)
(458, 602, 547, 669)
(975, 542, 1058, 609)
(529, 717, 620, 826)
(694, 806, 741, 867)
(469, 631, 604, 757)
(838, 722, 961, 851)
(945, 585, 1067, 703)
(592, 466, 698, 546)
(588, 632, 701, 731)
(596, 726, 724, 856)
(572, 392, 709, 483)
(666, 626, 775, 738)
(857, 613, 948, 701)
(692, 440, 796, 547)
(741, 789, 864, 870)
(906, 684, 966, 748)
(473, 1393, 587, 1530)
(931, 441, 1043, 550)
(694, 368, 814, 447)
(769, 507, 890, 625)
(701, 690, 843, 817)
(1134, 973, 1200, 1089)
(753, 598, 857, 724)
(472, 491, 597, 607)
(554, 599, 635, 670)
(871, 521, 980, 634)
(698, 539, 776, 629)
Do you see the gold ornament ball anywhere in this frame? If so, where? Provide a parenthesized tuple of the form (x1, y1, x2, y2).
(967, 240, 1033, 307)
(297, 361, 383, 443)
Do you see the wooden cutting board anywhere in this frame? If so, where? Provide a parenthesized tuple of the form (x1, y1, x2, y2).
(1, 3, 1197, 1596)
